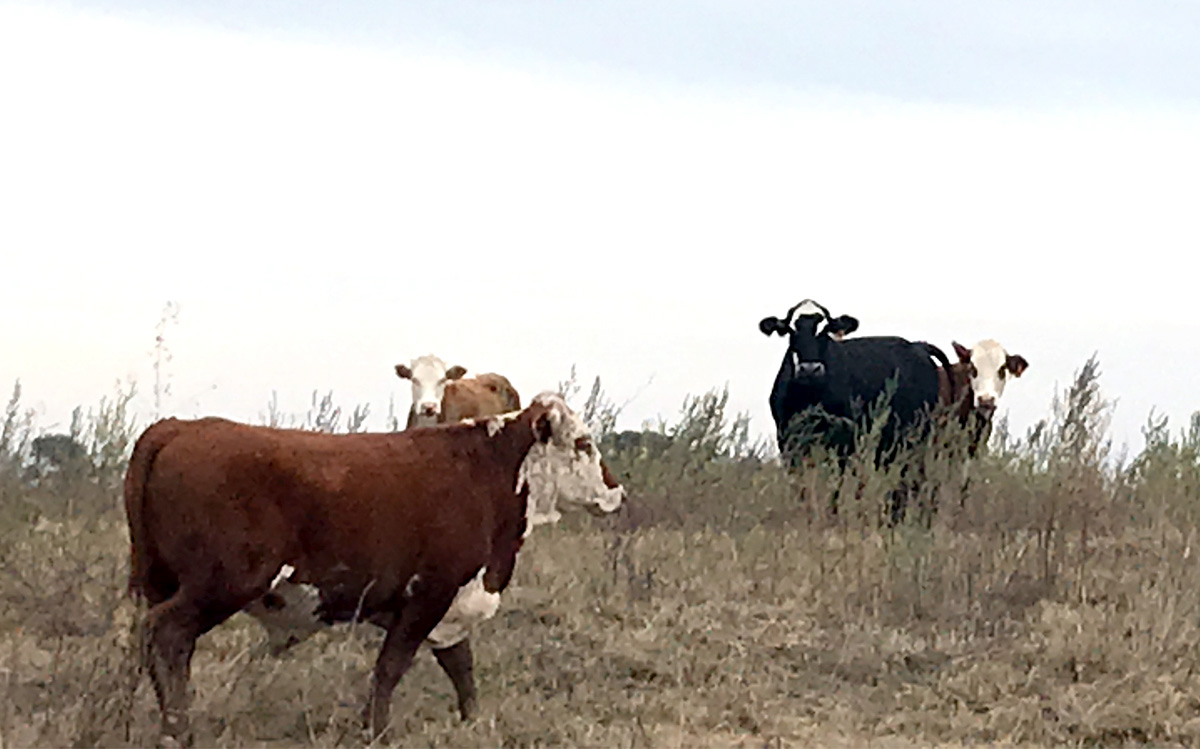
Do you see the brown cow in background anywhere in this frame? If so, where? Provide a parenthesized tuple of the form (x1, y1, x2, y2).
(124, 393, 623, 746)
(442, 372, 522, 424)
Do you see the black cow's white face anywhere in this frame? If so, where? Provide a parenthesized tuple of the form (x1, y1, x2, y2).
(788, 314, 829, 381)
(761, 300, 859, 385)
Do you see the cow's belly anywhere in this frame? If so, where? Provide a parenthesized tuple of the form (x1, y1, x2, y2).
(243, 564, 501, 654)
(242, 565, 325, 654)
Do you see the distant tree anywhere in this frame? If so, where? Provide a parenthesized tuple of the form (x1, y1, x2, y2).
(28, 433, 92, 482)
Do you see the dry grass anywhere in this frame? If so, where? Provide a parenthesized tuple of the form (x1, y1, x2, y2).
(3, 358, 1199, 748)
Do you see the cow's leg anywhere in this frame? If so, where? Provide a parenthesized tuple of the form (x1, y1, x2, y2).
(432, 638, 477, 720)
(144, 559, 275, 748)
(958, 456, 974, 509)
(365, 586, 457, 740)
(144, 595, 204, 748)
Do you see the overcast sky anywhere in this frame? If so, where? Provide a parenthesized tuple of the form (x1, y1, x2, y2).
(2, 0, 1198, 455)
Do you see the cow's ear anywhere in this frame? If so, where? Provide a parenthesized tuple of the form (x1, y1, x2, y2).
(446, 365, 467, 380)
(533, 410, 555, 443)
(827, 315, 858, 338)
(759, 316, 787, 337)
(952, 342, 972, 363)
(395, 364, 413, 380)
(1006, 354, 1029, 377)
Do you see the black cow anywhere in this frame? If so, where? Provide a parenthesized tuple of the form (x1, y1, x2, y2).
(760, 299, 954, 522)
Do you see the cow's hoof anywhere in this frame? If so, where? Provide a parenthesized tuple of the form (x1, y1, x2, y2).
(458, 698, 477, 722)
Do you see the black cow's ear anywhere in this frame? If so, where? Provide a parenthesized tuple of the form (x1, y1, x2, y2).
(759, 316, 787, 337)
(395, 364, 413, 380)
(827, 315, 859, 337)
(952, 341, 972, 363)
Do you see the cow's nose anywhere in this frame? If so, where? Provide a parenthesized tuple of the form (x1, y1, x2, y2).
(420, 403, 439, 416)
(977, 396, 997, 412)
(798, 362, 826, 377)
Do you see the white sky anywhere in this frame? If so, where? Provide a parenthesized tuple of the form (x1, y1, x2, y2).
(1, 1, 1198, 454)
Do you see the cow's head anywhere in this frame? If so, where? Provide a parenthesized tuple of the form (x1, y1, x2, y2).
(760, 299, 858, 384)
(951, 339, 1029, 416)
(395, 354, 467, 427)
(518, 392, 625, 528)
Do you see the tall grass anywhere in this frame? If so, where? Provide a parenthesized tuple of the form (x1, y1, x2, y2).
(2, 354, 1199, 747)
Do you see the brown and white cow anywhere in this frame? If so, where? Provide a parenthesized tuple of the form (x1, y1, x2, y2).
(395, 354, 522, 430)
(251, 362, 527, 658)
(124, 393, 624, 746)
(937, 338, 1030, 457)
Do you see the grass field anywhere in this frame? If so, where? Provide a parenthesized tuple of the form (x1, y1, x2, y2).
(2, 358, 1199, 748)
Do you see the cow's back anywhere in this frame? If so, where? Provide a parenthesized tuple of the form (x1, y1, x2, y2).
(826, 337, 941, 421)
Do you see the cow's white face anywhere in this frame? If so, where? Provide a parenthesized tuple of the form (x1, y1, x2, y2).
(955, 339, 1029, 412)
(395, 354, 466, 427)
(518, 392, 625, 530)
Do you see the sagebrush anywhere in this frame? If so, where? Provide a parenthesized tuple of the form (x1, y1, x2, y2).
(2, 356, 1198, 747)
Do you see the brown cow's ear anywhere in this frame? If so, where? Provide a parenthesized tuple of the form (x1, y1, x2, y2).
(1006, 354, 1029, 377)
(952, 341, 972, 363)
(395, 364, 413, 380)
(533, 411, 554, 443)
(446, 365, 467, 380)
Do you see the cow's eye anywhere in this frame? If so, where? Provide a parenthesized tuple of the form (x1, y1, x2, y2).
(968, 364, 978, 378)
(574, 437, 594, 455)
(997, 367, 1007, 380)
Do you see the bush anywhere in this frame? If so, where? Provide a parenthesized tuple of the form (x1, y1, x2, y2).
(4, 355, 1200, 747)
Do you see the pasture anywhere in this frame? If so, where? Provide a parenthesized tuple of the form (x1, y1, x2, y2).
(2, 358, 1199, 748)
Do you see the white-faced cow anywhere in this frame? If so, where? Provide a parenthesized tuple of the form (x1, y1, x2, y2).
(124, 393, 624, 747)
(760, 299, 954, 522)
(395, 354, 467, 428)
(947, 339, 1029, 455)
(395, 355, 522, 430)
(930, 338, 1030, 505)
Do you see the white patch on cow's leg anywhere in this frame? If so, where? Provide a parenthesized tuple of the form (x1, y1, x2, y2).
(243, 563, 325, 655)
(271, 564, 295, 589)
(425, 569, 501, 649)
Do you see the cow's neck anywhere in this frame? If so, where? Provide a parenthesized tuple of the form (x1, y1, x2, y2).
(456, 412, 539, 594)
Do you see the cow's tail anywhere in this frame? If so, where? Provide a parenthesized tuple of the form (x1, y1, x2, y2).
(477, 373, 522, 411)
(124, 418, 182, 600)
(920, 342, 956, 404)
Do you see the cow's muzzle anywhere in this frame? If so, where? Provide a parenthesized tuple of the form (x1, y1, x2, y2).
(797, 362, 826, 377)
